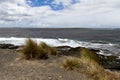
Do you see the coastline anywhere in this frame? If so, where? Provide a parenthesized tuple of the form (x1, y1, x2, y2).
(0, 43, 120, 70)
(0, 45, 120, 80)
(0, 35, 120, 80)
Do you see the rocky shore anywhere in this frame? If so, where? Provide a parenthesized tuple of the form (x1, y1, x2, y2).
(0, 43, 120, 70)
(0, 43, 120, 80)
(56, 46, 120, 70)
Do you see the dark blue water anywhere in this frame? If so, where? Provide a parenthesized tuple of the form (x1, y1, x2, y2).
(0, 28, 120, 44)
(0, 28, 120, 55)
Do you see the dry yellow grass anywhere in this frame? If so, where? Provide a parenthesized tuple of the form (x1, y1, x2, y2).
(62, 57, 81, 70)
(80, 47, 100, 63)
(20, 38, 48, 59)
(39, 42, 57, 55)
(21, 38, 40, 59)
(62, 48, 120, 80)
(20, 38, 57, 60)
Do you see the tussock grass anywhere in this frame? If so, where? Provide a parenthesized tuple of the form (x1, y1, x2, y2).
(20, 38, 57, 60)
(106, 70, 120, 80)
(62, 48, 120, 80)
(20, 38, 41, 59)
(62, 57, 81, 70)
(39, 42, 57, 55)
(80, 47, 99, 63)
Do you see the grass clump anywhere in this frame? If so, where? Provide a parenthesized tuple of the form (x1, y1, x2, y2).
(21, 38, 38, 59)
(80, 47, 100, 63)
(62, 56, 104, 79)
(62, 57, 81, 70)
(20, 38, 57, 60)
(20, 38, 48, 60)
(39, 42, 57, 55)
(62, 48, 120, 80)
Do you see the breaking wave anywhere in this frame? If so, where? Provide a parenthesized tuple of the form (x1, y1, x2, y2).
(0, 37, 120, 56)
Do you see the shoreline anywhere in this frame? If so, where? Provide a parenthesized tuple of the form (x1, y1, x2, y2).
(0, 44, 120, 80)
(0, 49, 120, 80)
(0, 43, 120, 70)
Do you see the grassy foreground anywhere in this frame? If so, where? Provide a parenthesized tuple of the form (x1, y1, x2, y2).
(19, 38, 120, 80)
(62, 48, 120, 80)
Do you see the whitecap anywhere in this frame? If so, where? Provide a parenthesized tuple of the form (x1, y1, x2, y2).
(0, 37, 119, 55)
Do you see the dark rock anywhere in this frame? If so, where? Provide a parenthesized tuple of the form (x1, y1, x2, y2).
(98, 54, 120, 70)
(8, 45, 19, 49)
(88, 48, 100, 52)
(0, 44, 19, 49)
(56, 46, 72, 55)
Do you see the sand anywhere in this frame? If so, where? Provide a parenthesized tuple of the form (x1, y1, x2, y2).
(0, 49, 88, 80)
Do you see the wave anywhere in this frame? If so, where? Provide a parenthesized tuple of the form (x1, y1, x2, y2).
(0, 37, 120, 55)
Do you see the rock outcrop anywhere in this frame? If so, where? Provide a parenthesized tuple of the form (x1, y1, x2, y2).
(0, 44, 19, 49)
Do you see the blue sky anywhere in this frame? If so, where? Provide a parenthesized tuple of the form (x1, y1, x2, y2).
(26, 0, 78, 10)
(27, 0, 64, 10)
(0, 0, 120, 28)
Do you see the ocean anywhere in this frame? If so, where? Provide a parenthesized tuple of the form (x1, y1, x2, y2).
(0, 28, 120, 56)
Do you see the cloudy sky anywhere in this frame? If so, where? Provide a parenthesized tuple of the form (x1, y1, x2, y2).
(0, 0, 120, 28)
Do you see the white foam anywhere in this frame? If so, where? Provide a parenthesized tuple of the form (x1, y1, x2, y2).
(0, 37, 82, 47)
(0, 37, 119, 55)
(0, 37, 115, 47)
(97, 50, 112, 56)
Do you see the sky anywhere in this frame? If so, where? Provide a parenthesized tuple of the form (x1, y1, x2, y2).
(0, 0, 120, 28)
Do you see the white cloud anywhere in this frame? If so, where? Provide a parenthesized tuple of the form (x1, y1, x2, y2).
(0, 0, 120, 28)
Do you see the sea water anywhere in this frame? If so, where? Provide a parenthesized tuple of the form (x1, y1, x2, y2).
(0, 28, 120, 56)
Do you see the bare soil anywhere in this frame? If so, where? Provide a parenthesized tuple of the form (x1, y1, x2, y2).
(0, 49, 89, 80)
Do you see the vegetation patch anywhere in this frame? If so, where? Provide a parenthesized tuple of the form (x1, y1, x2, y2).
(80, 47, 100, 64)
(39, 42, 57, 55)
(62, 57, 81, 70)
(20, 38, 57, 60)
(62, 48, 120, 80)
